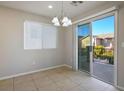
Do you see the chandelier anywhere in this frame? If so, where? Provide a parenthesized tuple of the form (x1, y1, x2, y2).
(52, 1, 72, 27)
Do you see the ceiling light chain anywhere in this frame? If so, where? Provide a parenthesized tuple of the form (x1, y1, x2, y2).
(52, 1, 72, 27)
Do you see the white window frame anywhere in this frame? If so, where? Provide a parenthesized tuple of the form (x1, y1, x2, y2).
(73, 7, 118, 87)
(24, 21, 57, 50)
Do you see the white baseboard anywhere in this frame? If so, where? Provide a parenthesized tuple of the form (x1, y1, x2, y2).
(63, 64, 72, 68)
(117, 85, 124, 90)
(0, 64, 68, 81)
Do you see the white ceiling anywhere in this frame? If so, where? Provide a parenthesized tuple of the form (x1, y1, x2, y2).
(0, 1, 107, 19)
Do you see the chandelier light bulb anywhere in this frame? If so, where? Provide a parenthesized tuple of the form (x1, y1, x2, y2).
(62, 17, 69, 23)
(62, 22, 68, 27)
(68, 19, 72, 25)
(52, 17, 59, 23)
(54, 22, 60, 26)
(62, 19, 72, 26)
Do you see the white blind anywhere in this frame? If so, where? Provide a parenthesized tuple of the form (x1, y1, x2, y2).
(24, 21, 57, 49)
(42, 24, 57, 49)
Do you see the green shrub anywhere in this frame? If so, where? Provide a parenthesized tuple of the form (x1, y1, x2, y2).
(93, 45, 114, 64)
(93, 45, 105, 58)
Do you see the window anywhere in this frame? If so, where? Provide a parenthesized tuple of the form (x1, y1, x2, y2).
(24, 21, 57, 49)
(42, 24, 57, 49)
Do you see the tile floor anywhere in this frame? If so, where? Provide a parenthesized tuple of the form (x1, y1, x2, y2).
(0, 66, 119, 91)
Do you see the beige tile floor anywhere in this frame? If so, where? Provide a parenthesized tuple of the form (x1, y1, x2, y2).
(0, 66, 119, 91)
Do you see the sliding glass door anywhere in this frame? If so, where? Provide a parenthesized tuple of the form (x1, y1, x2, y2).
(78, 23, 91, 72)
(77, 15, 115, 85)
(92, 16, 115, 84)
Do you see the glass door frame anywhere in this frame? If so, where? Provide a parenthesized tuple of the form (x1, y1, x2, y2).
(77, 23, 92, 73)
(74, 10, 118, 86)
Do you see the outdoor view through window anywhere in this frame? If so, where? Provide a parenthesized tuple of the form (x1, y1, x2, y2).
(92, 16, 114, 84)
(78, 15, 114, 85)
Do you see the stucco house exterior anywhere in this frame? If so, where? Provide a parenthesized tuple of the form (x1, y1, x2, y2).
(93, 33, 114, 50)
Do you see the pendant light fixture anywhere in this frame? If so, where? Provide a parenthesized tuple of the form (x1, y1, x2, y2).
(52, 1, 72, 27)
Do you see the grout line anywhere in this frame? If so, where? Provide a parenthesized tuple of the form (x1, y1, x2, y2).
(47, 77, 62, 90)
(45, 70, 67, 90)
(13, 78, 14, 91)
(31, 75, 39, 91)
(46, 71, 62, 90)
(46, 68, 80, 91)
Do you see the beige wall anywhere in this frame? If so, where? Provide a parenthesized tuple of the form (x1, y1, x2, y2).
(0, 6, 65, 78)
(117, 4, 124, 88)
(63, 27, 73, 66)
(1, 1, 124, 89)
(64, 2, 124, 89)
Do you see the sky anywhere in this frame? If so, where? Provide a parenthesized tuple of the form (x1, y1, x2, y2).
(92, 16, 114, 35)
(78, 23, 90, 37)
(78, 15, 114, 36)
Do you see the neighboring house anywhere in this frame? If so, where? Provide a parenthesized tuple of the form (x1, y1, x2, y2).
(93, 33, 114, 50)
(78, 36, 90, 48)
(78, 33, 114, 50)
